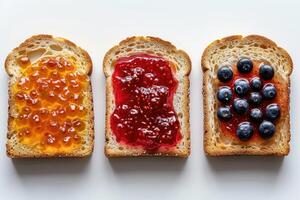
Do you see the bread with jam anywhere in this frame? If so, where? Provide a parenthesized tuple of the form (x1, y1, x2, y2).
(5, 35, 94, 158)
(103, 36, 191, 157)
(202, 35, 293, 156)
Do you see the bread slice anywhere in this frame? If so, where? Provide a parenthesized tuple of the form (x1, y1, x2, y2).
(103, 36, 191, 157)
(5, 34, 94, 158)
(202, 35, 293, 156)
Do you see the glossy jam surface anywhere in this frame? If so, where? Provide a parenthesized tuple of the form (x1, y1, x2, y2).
(218, 61, 283, 141)
(110, 53, 181, 151)
(12, 56, 89, 153)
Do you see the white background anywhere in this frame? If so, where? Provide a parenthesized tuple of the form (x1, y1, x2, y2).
(0, 0, 299, 199)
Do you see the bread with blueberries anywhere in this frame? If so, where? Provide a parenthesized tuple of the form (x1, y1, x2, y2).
(201, 35, 293, 156)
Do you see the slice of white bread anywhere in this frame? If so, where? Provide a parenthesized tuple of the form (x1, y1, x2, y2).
(103, 36, 191, 157)
(5, 34, 94, 158)
(201, 35, 293, 156)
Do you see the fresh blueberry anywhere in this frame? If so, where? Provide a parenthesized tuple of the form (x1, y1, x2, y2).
(234, 78, 250, 96)
(217, 66, 233, 82)
(250, 108, 263, 122)
(236, 122, 253, 141)
(262, 83, 277, 100)
(217, 106, 232, 120)
(237, 58, 253, 73)
(265, 103, 281, 121)
(217, 86, 232, 103)
(259, 64, 274, 80)
(250, 77, 262, 91)
(233, 98, 249, 114)
(249, 92, 262, 105)
(259, 121, 275, 139)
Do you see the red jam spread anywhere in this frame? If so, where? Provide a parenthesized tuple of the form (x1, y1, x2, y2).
(12, 56, 89, 153)
(110, 53, 181, 151)
(217, 59, 283, 141)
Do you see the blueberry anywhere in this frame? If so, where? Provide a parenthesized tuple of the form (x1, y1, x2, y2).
(262, 83, 277, 100)
(259, 121, 275, 139)
(259, 64, 274, 80)
(234, 78, 250, 96)
(249, 92, 262, 105)
(217, 86, 232, 103)
(237, 58, 253, 73)
(233, 98, 249, 114)
(236, 122, 253, 141)
(250, 77, 262, 91)
(217, 66, 233, 82)
(250, 108, 263, 122)
(217, 106, 232, 120)
(265, 103, 280, 121)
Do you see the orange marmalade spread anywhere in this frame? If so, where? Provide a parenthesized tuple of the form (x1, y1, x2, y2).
(11, 56, 89, 154)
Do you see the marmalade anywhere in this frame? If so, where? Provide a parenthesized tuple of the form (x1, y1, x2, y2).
(12, 56, 89, 153)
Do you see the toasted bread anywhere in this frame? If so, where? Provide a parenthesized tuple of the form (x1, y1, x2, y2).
(5, 34, 94, 158)
(201, 35, 293, 156)
(103, 36, 191, 157)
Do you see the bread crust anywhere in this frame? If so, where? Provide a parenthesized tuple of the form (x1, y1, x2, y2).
(5, 34, 94, 158)
(202, 35, 293, 156)
(103, 36, 191, 77)
(103, 36, 191, 157)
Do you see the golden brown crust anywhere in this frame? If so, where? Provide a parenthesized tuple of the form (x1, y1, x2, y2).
(202, 35, 292, 156)
(103, 36, 191, 157)
(201, 35, 293, 74)
(5, 34, 93, 76)
(103, 36, 191, 77)
(5, 34, 94, 158)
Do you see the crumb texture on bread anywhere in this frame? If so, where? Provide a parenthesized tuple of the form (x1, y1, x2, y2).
(103, 36, 191, 157)
(6, 34, 94, 158)
(202, 35, 293, 156)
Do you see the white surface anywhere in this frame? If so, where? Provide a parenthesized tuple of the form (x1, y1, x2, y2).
(0, 0, 299, 199)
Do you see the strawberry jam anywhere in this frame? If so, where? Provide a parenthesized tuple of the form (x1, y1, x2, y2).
(217, 59, 284, 142)
(110, 53, 181, 151)
(12, 56, 89, 153)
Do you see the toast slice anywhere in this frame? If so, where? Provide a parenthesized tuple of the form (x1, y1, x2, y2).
(202, 35, 293, 156)
(5, 34, 94, 158)
(103, 36, 191, 157)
